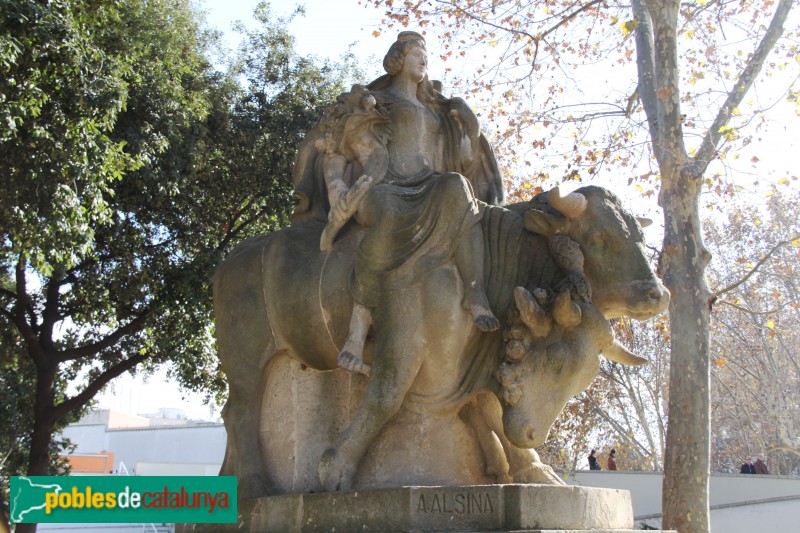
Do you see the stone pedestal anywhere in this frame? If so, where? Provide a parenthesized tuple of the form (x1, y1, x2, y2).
(247, 484, 676, 532)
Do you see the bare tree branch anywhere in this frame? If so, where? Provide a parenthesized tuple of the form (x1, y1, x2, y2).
(57, 312, 150, 363)
(693, 0, 794, 174)
(51, 353, 148, 424)
(632, 0, 660, 147)
(712, 233, 800, 299)
(14, 256, 47, 368)
(715, 300, 791, 316)
(438, 0, 604, 68)
(39, 270, 64, 359)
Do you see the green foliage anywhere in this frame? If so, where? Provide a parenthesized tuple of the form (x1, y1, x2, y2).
(0, 272, 81, 527)
(1, 0, 134, 272)
(0, 0, 353, 494)
(166, 2, 355, 392)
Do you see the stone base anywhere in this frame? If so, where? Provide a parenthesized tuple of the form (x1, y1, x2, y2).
(243, 484, 674, 532)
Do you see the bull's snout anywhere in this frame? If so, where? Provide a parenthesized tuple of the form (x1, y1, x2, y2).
(646, 282, 670, 313)
(517, 423, 547, 448)
(628, 280, 670, 320)
(504, 417, 547, 449)
(594, 279, 670, 320)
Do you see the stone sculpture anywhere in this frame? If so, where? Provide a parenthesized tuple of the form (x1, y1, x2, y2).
(212, 31, 670, 501)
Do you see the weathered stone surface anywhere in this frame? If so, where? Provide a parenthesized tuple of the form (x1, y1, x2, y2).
(259, 356, 369, 494)
(212, 30, 670, 503)
(249, 484, 653, 532)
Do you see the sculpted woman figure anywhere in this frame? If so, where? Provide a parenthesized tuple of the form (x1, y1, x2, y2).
(311, 31, 504, 376)
(285, 31, 509, 490)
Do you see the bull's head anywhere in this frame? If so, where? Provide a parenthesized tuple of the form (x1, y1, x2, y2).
(497, 287, 646, 448)
(525, 186, 669, 320)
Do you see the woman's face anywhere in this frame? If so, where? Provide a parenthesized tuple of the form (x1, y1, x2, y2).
(401, 44, 427, 83)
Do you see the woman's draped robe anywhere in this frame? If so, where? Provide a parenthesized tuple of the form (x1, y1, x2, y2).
(291, 82, 504, 314)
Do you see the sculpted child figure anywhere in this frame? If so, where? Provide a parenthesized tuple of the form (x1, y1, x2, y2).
(315, 85, 392, 252)
(319, 32, 503, 376)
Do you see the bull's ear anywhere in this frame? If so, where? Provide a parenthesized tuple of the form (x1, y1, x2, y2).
(524, 209, 569, 236)
(603, 339, 649, 366)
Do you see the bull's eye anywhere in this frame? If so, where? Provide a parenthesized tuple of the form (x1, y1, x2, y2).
(546, 344, 570, 373)
(589, 231, 606, 249)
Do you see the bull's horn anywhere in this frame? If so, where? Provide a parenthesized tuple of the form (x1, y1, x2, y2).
(604, 339, 649, 366)
(553, 290, 581, 328)
(636, 217, 653, 228)
(549, 186, 587, 219)
(514, 286, 552, 338)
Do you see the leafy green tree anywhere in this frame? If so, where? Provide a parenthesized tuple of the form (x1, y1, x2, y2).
(1, 3, 350, 531)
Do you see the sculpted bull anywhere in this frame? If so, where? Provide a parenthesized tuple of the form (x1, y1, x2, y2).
(213, 185, 669, 497)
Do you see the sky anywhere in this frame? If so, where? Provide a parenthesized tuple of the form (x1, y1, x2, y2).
(202, 0, 391, 61)
(96, 0, 800, 420)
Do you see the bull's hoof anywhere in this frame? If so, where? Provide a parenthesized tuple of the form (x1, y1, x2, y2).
(319, 447, 356, 492)
(514, 463, 566, 486)
(486, 466, 513, 484)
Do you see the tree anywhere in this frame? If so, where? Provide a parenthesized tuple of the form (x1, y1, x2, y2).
(542, 317, 670, 474)
(591, 318, 671, 471)
(706, 189, 800, 475)
(369, 1, 797, 531)
(538, 380, 607, 471)
(569, 191, 800, 477)
(0, 2, 350, 531)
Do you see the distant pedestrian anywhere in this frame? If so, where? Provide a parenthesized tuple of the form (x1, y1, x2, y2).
(588, 449, 601, 470)
(740, 456, 756, 474)
(754, 453, 769, 474)
(607, 449, 617, 470)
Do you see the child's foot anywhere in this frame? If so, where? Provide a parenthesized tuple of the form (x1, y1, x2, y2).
(469, 291, 500, 332)
(338, 350, 371, 376)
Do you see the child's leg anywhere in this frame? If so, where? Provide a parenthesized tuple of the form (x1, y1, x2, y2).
(457, 223, 499, 332)
(338, 302, 372, 376)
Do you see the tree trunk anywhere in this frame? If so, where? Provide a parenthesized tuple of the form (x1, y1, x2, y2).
(13, 420, 52, 533)
(1, 488, 10, 533)
(14, 365, 58, 533)
(660, 171, 712, 533)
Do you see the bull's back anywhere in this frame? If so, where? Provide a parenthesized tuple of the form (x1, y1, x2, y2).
(213, 234, 276, 388)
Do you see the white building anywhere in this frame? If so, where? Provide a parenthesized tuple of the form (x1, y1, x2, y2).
(62, 409, 225, 476)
